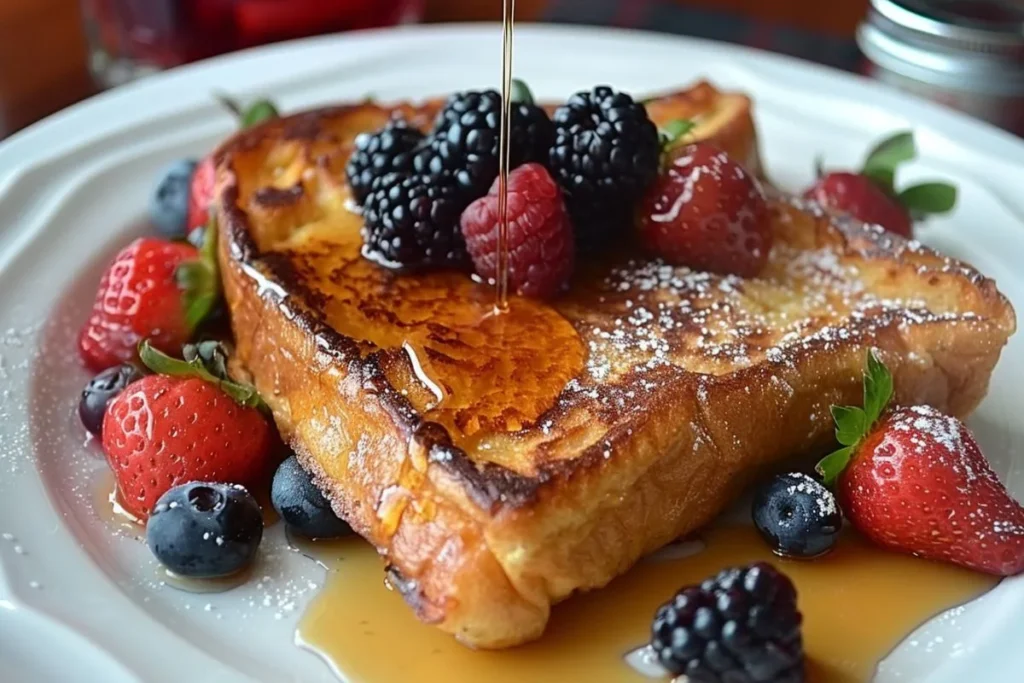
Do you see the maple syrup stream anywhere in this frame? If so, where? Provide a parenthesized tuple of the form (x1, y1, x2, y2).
(495, 0, 515, 313)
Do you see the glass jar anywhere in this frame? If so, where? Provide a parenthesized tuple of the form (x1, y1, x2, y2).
(858, 0, 1024, 135)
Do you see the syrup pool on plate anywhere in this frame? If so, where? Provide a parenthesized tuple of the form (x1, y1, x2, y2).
(295, 526, 995, 683)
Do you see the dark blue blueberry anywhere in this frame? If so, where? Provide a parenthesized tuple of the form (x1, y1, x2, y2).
(752, 472, 842, 559)
(147, 482, 263, 578)
(79, 363, 144, 436)
(149, 159, 197, 238)
(271, 455, 352, 539)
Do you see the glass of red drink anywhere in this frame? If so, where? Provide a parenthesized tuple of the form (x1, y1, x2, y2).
(81, 0, 425, 87)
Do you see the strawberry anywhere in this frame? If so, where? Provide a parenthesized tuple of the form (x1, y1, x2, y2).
(102, 341, 274, 520)
(804, 131, 957, 238)
(186, 97, 280, 239)
(78, 226, 221, 372)
(805, 172, 913, 238)
(817, 351, 1024, 576)
(636, 141, 771, 277)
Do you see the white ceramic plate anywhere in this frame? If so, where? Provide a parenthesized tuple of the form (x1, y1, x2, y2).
(0, 24, 1022, 683)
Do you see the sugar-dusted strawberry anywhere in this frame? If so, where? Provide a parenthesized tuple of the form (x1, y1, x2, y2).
(460, 163, 574, 299)
(102, 341, 275, 520)
(804, 131, 957, 238)
(817, 350, 1024, 576)
(186, 97, 280, 239)
(78, 226, 221, 372)
(637, 141, 771, 277)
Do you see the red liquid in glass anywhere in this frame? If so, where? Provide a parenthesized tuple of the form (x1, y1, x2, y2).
(85, 0, 423, 69)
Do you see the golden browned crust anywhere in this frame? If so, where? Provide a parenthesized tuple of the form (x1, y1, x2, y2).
(215, 83, 1016, 647)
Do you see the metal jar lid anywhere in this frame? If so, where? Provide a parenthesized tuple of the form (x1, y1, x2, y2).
(858, 0, 1024, 93)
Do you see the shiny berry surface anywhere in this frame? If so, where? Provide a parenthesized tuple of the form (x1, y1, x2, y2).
(752, 472, 842, 559)
(147, 482, 263, 578)
(637, 143, 771, 277)
(460, 163, 574, 298)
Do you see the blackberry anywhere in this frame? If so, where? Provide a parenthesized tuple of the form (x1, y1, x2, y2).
(362, 172, 468, 269)
(346, 118, 425, 203)
(651, 563, 805, 683)
(426, 88, 554, 198)
(548, 86, 660, 244)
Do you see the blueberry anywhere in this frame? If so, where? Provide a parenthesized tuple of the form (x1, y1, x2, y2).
(149, 159, 197, 238)
(79, 363, 144, 436)
(752, 472, 842, 559)
(147, 482, 263, 578)
(271, 455, 352, 538)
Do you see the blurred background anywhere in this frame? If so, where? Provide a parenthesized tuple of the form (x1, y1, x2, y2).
(0, 0, 1021, 138)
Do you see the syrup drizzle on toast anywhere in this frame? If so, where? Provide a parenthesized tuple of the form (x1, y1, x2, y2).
(495, 0, 516, 313)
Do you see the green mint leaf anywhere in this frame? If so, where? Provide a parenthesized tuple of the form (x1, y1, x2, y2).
(510, 79, 535, 105)
(863, 349, 894, 425)
(177, 215, 221, 334)
(814, 155, 826, 179)
(831, 405, 867, 446)
(898, 182, 957, 216)
(660, 119, 697, 148)
(862, 131, 916, 195)
(816, 445, 854, 487)
(241, 100, 279, 128)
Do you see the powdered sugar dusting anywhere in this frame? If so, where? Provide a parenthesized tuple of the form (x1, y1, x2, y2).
(556, 194, 990, 420)
(890, 406, 978, 483)
(786, 472, 838, 519)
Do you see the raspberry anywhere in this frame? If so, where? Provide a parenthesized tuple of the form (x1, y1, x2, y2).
(459, 163, 574, 299)
(637, 143, 771, 278)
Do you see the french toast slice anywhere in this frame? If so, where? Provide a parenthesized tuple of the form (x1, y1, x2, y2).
(215, 82, 1016, 648)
